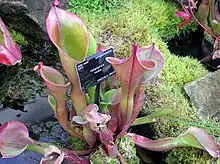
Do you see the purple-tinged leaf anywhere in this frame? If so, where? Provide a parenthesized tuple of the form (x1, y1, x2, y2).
(63, 148, 94, 156)
(110, 74, 117, 89)
(80, 104, 99, 146)
(197, 0, 210, 33)
(53, 0, 60, 6)
(46, 6, 89, 62)
(128, 127, 220, 158)
(189, 0, 197, 9)
(106, 43, 163, 136)
(175, 10, 192, 30)
(106, 144, 119, 158)
(116, 85, 145, 139)
(81, 104, 112, 146)
(130, 85, 145, 124)
(214, 0, 220, 23)
(34, 62, 84, 140)
(40, 145, 89, 164)
(64, 151, 89, 164)
(72, 116, 88, 125)
(0, 121, 34, 158)
(132, 107, 174, 126)
(46, 6, 88, 114)
(40, 145, 65, 164)
(138, 43, 164, 83)
(0, 17, 22, 66)
(99, 126, 118, 157)
(99, 127, 114, 146)
(118, 152, 127, 164)
(83, 104, 111, 125)
(83, 125, 97, 146)
(108, 103, 120, 133)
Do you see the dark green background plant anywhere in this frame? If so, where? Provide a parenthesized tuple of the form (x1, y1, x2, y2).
(69, 0, 124, 13)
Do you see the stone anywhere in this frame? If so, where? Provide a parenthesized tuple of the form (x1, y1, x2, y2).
(0, 0, 68, 40)
(184, 70, 220, 119)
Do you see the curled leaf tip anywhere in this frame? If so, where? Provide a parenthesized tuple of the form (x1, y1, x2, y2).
(97, 44, 103, 53)
(53, 0, 60, 7)
(34, 62, 43, 72)
(0, 121, 34, 158)
(152, 40, 156, 44)
(0, 17, 22, 66)
(132, 42, 139, 53)
(175, 10, 191, 30)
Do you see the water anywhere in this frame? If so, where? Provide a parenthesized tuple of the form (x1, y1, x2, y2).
(0, 94, 54, 124)
(0, 94, 69, 163)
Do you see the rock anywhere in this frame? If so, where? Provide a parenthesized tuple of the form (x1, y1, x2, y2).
(0, 95, 54, 124)
(184, 70, 220, 119)
(0, 0, 68, 40)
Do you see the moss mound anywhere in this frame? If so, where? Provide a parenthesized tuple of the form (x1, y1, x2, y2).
(67, 0, 219, 163)
(90, 136, 139, 164)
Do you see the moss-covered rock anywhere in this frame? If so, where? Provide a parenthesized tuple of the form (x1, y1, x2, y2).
(0, 50, 61, 106)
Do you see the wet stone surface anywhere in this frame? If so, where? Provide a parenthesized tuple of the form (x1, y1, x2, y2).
(0, 95, 54, 124)
(0, 94, 69, 163)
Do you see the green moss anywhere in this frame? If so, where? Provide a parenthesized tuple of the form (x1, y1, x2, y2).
(116, 136, 140, 164)
(66, 135, 87, 151)
(9, 28, 28, 46)
(166, 148, 215, 164)
(90, 147, 120, 164)
(90, 136, 139, 164)
(69, 0, 125, 14)
(74, 0, 196, 41)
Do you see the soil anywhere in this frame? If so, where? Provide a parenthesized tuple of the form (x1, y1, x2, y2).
(167, 25, 220, 72)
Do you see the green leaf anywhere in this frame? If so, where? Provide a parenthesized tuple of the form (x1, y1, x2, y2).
(48, 95, 56, 114)
(87, 86, 96, 104)
(88, 32, 97, 56)
(132, 108, 174, 126)
(100, 89, 117, 112)
(0, 30, 4, 45)
(213, 20, 220, 36)
(0, 121, 35, 158)
(46, 7, 89, 61)
(128, 127, 220, 158)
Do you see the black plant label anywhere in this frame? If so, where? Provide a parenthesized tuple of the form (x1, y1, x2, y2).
(76, 48, 116, 92)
